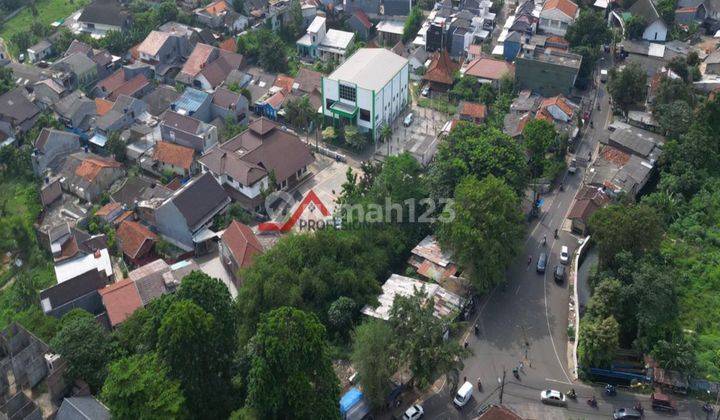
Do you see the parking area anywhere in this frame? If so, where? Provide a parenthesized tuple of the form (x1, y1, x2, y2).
(375, 105, 448, 165)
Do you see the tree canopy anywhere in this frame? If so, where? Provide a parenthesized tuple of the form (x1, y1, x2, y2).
(351, 320, 397, 408)
(608, 63, 648, 113)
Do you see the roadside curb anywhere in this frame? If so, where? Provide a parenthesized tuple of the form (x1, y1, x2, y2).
(568, 235, 591, 381)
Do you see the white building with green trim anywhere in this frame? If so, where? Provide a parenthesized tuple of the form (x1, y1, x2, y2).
(321, 48, 409, 140)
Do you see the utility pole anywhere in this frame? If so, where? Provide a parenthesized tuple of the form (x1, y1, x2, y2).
(499, 369, 506, 405)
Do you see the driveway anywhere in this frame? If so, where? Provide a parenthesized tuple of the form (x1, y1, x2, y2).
(193, 252, 238, 298)
(374, 102, 449, 165)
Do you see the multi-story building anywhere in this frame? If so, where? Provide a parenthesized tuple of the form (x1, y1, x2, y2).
(515, 47, 582, 96)
(321, 48, 409, 140)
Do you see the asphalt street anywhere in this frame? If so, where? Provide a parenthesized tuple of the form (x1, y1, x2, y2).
(414, 66, 712, 419)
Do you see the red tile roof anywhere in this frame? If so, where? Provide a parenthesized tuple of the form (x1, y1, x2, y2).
(96, 69, 127, 94)
(274, 74, 295, 93)
(181, 43, 216, 78)
(459, 101, 488, 120)
(265, 90, 287, 109)
(463, 57, 513, 81)
(539, 95, 574, 118)
(222, 220, 263, 269)
(353, 9, 373, 29)
(75, 157, 122, 181)
(542, 0, 579, 18)
(95, 99, 113, 116)
(218, 37, 237, 52)
(108, 74, 149, 101)
(99, 279, 143, 327)
(138, 31, 172, 57)
(117, 220, 157, 260)
(153, 141, 195, 170)
(95, 202, 122, 218)
(423, 51, 460, 86)
(204, 0, 232, 15)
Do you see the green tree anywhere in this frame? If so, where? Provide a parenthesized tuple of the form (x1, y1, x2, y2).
(428, 121, 527, 198)
(327, 296, 357, 337)
(403, 7, 424, 42)
(284, 95, 314, 135)
(585, 277, 623, 320)
(156, 0, 179, 24)
(388, 288, 466, 388)
(522, 119, 557, 178)
(655, 100, 692, 140)
(566, 10, 612, 48)
(579, 316, 620, 368)
(246, 307, 340, 419)
(437, 175, 525, 291)
(284, 0, 304, 39)
(106, 131, 127, 163)
(50, 312, 115, 392)
(625, 15, 647, 39)
(656, 0, 676, 25)
(344, 125, 367, 150)
(588, 204, 664, 270)
(651, 337, 697, 374)
(101, 353, 185, 419)
(0, 66, 15, 95)
(157, 300, 234, 419)
(351, 320, 397, 408)
(607, 63, 648, 113)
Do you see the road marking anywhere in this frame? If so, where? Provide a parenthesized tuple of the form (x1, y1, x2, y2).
(515, 284, 522, 295)
(545, 377, 573, 385)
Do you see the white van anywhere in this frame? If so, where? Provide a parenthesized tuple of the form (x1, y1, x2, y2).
(403, 113, 414, 127)
(453, 381, 473, 407)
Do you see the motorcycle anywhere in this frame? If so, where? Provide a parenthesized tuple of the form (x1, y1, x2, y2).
(473, 324, 479, 336)
(634, 402, 644, 415)
(604, 384, 616, 397)
(587, 397, 598, 408)
(477, 378, 483, 392)
(554, 229, 559, 239)
(512, 368, 520, 380)
(703, 403, 713, 413)
(567, 389, 577, 400)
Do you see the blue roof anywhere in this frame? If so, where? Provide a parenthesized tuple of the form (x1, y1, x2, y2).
(340, 387, 363, 414)
(172, 87, 210, 113)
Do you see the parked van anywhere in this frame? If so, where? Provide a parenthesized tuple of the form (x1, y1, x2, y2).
(453, 382, 473, 407)
(403, 113, 414, 127)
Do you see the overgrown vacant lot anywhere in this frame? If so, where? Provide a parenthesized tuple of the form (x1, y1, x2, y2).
(0, 0, 89, 43)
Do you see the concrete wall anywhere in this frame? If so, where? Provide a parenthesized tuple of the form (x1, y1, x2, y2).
(155, 201, 194, 251)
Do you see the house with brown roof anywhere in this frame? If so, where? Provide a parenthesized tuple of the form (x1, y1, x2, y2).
(539, 0, 579, 36)
(176, 43, 244, 92)
(194, 0, 249, 32)
(423, 50, 460, 91)
(59, 152, 125, 202)
(160, 110, 219, 153)
(99, 279, 143, 327)
(538, 95, 576, 122)
(219, 220, 263, 285)
(137, 30, 192, 79)
(94, 202, 125, 224)
(0, 88, 41, 134)
(567, 186, 610, 234)
(349, 9, 373, 40)
(117, 220, 158, 266)
(459, 101, 487, 124)
(198, 118, 314, 212)
(461, 57, 514, 88)
(211, 87, 249, 124)
(94, 65, 154, 100)
(152, 140, 197, 176)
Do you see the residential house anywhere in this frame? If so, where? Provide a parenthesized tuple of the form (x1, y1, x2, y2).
(343, 0, 380, 15)
(170, 87, 213, 121)
(0, 88, 41, 134)
(117, 220, 158, 265)
(94, 201, 125, 225)
(219, 220, 263, 285)
(53, 91, 97, 130)
(59, 152, 125, 202)
(52, 52, 99, 88)
(95, 94, 147, 137)
(462, 56, 514, 88)
(361, 274, 463, 321)
(33, 79, 67, 109)
(160, 110, 219, 153)
(31, 128, 81, 176)
(41, 247, 114, 318)
(255, 86, 288, 120)
(141, 84, 181, 116)
(538, 0, 579, 36)
(297, 16, 356, 63)
(63, 39, 118, 79)
(94, 64, 154, 100)
(423, 50, 460, 92)
(137, 30, 192, 80)
(538, 95, 576, 123)
(27, 40, 53, 63)
(152, 140, 197, 176)
(176, 43, 245, 91)
(408, 47, 429, 78)
(301, 0, 318, 27)
(603, 126, 664, 161)
(76, 0, 131, 37)
(237, 67, 277, 105)
(99, 278, 144, 327)
(567, 186, 610, 234)
(321, 48, 409, 140)
(628, 0, 668, 42)
(705, 50, 720, 74)
(384, 0, 412, 15)
(198, 118, 314, 211)
(195, 0, 249, 32)
(56, 397, 110, 420)
(515, 47, 582, 96)
(289, 67, 323, 112)
(212, 86, 249, 124)
(40, 176, 64, 208)
(407, 235, 462, 283)
(459, 101, 488, 123)
(154, 173, 231, 252)
(349, 9, 373, 40)
(376, 20, 405, 45)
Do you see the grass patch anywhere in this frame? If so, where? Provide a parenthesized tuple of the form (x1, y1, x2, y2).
(0, 0, 90, 48)
(417, 97, 457, 115)
(0, 179, 40, 220)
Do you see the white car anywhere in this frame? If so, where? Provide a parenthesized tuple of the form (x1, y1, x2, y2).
(560, 245, 569, 265)
(403, 113, 414, 127)
(540, 389, 567, 407)
(421, 86, 431, 96)
(402, 404, 424, 420)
